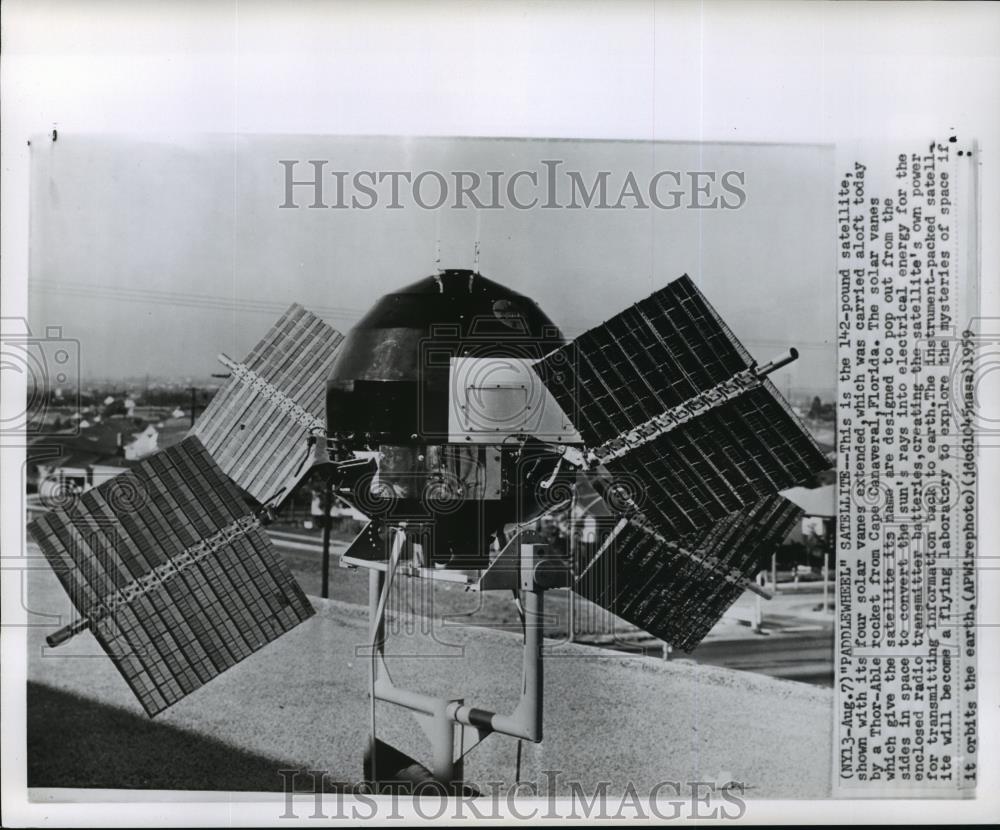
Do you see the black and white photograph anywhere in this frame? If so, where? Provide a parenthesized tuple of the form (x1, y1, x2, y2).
(2, 1, 998, 825)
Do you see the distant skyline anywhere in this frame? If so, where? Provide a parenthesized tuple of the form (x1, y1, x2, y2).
(28, 134, 836, 396)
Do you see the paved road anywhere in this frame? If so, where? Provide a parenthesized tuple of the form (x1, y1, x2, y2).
(573, 631, 833, 685)
(688, 633, 832, 685)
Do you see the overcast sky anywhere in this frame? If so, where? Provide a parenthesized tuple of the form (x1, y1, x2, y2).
(29, 134, 835, 397)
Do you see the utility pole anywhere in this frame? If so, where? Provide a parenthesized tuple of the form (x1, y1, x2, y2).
(187, 387, 198, 428)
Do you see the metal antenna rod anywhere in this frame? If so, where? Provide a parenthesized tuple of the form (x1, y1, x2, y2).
(433, 206, 443, 276)
(473, 205, 483, 273)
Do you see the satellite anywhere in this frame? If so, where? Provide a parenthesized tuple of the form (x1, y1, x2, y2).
(29, 269, 828, 790)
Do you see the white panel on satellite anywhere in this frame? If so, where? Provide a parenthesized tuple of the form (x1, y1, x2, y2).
(447, 356, 581, 444)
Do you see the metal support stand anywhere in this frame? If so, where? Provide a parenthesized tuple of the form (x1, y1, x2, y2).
(320, 474, 333, 599)
(567, 588, 575, 644)
(363, 531, 549, 791)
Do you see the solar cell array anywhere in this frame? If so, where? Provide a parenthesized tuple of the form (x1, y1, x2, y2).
(535, 274, 755, 447)
(534, 274, 829, 649)
(190, 303, 343, 504)
(603, 379, 827, 537)
(534, 274, 828, 538)
(28, 437, 314, 716)
(575, 495, 802, 651)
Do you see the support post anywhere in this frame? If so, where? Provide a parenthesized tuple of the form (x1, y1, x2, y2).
(517, 588, 544, 741)
(368, 566, 385, 787)
(429, 700, 458, 786)
(369, 567, 385, 649)
(320, 475, 333, 599)
(567, 587, 575, 644)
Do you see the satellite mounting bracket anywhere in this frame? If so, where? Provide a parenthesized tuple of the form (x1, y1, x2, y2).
(365, 537, 551, 790)
(474, 531, 572, 592)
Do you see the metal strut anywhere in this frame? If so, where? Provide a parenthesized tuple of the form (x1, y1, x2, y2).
(365, 531, 548, 790)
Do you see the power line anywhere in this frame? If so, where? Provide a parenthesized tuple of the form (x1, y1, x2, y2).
(29, 279, 367, 322)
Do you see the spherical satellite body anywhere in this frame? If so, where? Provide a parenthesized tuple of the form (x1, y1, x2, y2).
(326, 269, 583, 567)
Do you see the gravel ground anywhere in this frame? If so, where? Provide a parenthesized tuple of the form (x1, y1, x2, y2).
(26, 564, 831, 799)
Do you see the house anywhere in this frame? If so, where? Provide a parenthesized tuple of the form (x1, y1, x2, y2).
(29, 419, 161, 501)
(122, 423, 158, 459)
(781, 483, 835, 538)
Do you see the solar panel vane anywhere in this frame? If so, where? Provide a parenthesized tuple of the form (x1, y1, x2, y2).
(534, 274, 827, 537)
(532, 274, 828, 651)
(535, 274, 756, 448)
(574, 495, 803, 652)
(190, 303, 344, 504)
(28, 436, 314, 716)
